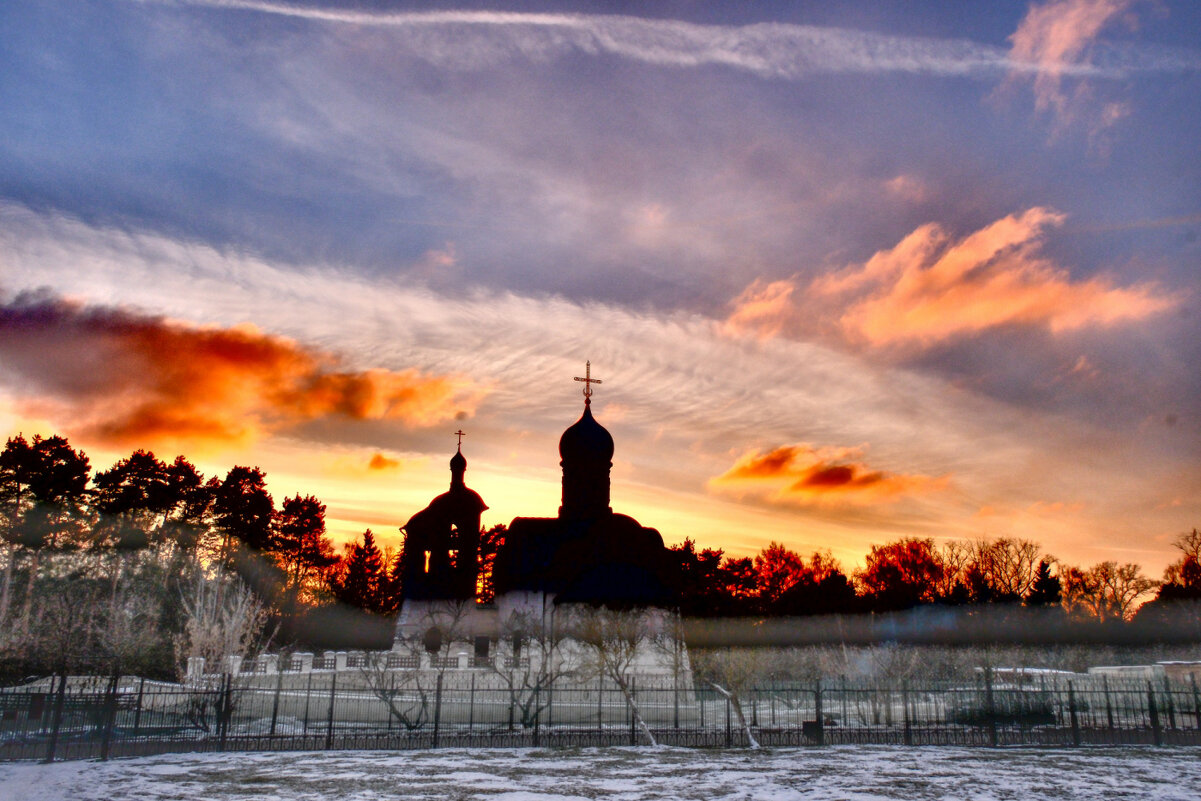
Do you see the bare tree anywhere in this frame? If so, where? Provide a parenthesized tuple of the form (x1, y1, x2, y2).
(567, 605, 659, 746)
(176, 568, 269, 681)
(972, 538, 1043, 599)
(490, 608, 574, 729)
(1062, 561, 1158, 622)
(373, 599, 473, 731)
(690, 647, 771, 748)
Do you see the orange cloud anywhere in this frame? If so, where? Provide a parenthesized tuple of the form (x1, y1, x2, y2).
(368, 452, 402, 471)
(709, 443, 946, 506)
(0, 293, 484, 450)
(721, 278, 798, 340)
(725, 208, 1175, 347)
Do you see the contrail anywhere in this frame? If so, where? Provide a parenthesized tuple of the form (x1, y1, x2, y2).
(143, 1, 1199, 80)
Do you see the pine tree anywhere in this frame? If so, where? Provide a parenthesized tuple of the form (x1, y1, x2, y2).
(336, 529, 386, 613)
(1024, 560, 1062, 607)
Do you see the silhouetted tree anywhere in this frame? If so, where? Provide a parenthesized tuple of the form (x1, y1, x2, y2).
(857, 538, 944, 612)
(272, 494, 337, 601)
(668, 538, 728, 616)
(718, 556, 757, 615)
(476, 523, 506, 604)
(214, 466, 274, 554)
(1024, 560, 1062, 608)
(752, 541, 806, 613)
(334, 529, 387, 613)
(1061, 561, 1157, 622)
(92, 449, 173, 550)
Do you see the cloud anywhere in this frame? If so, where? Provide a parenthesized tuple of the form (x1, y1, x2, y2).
(726, 207, 1176, 347)
(162, 2, 1020, 79)
(367, 452, 401, 471)
(157, 1, 1197, 83)
(1001, 0, 1141, 136)
(710, 444, 946, 506)
(0, 292, 484, 450)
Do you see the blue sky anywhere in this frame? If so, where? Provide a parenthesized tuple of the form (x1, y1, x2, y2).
(1, 0, 1198, 573)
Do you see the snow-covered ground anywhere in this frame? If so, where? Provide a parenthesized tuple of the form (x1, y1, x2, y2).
(2, 746, 1199, 801)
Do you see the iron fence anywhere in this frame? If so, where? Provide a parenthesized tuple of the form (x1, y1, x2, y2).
(2, 670, 1199, 762)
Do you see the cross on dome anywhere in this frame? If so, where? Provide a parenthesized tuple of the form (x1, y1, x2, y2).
(573, 361, 603, 405)
(454, 429, 466, 449)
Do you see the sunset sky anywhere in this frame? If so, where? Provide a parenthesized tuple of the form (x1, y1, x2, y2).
(1, 0, 1198, 575)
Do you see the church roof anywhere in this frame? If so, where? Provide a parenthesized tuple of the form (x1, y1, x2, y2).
(559, 402, 614, 464)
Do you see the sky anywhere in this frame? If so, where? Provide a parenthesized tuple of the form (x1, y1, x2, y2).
(1, 0, 1198, 575)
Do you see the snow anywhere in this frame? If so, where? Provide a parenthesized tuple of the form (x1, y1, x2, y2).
(1, 746, 1200, 801)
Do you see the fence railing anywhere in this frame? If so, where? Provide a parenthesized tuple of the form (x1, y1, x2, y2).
(3, 671, 1200, 762)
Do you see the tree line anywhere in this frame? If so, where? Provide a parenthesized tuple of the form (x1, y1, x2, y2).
(1, 433, 1197, 681)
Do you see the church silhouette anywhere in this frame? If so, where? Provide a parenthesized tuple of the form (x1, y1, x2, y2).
(394, 362, 676, 647)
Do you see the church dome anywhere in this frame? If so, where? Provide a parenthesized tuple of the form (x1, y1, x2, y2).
(559, 403, 614, 464)
(449, 448, 467, 473)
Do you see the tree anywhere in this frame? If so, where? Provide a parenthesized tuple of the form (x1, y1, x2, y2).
(490, 607, 575, 729)
(856, 538, 944, 611)
(176, 568, 269, 679)
(752, 541, 806, 613)
(691, 646, 772, 747)
(334, 529, 387, 613)
(92, 449, 173, 550)
(968, 538, 1042, 603)
(1159, 529, 1201, 598)
(1061, 561, 1158, 622)
(668, 538, 730, 617)
(213, 466, 274, 555)
(476, 523, 506, 604)
(272, 494, 337, 602)
(1024, 560, 1062, 608)
(717, 556, 757, 615)
(568, 604, 660, 746)
(1, 435, 91, 633)
(777, 553, 858, 616)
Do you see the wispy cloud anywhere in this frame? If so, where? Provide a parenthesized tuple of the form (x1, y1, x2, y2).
(157, 1, 1196, 80)
(1000, 0, 1147, 138)
(710, 443, 947, 506)
(3, 201, 1196, 566)
(0, 291, 484, 451)
(726, 207, 1176, 347)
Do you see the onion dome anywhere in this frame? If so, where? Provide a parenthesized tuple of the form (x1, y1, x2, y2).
(559, 402, 614, 464)
(449, 447, 467, 474)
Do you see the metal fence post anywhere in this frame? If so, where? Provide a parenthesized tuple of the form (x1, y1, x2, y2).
(302, 673, 312, 736)
(1163, 676, 1177, 730)
(984, 667, 998, 747)
(903, 681, 912, 746)
(43, 673, 68, 764)
(221, 673, 234, 751)
(533, 685, 541, 747)
(1068, 681, 1081, 747)
(1147, 681, 1163, 746)
(432, 672, 443, 749)
(468, 672, 476, 731)
(630, 682, 638, 746)
(1191, 674, 1201, 731)
(269, 667, 284, 737)
(99, 673, 120, 761)
(815, 679, 824, 746)
(325, 673, 337, 750)
(724, 693, 732, 748)
(132, 677, 145, 738)
(1103, 675, 1114, 731)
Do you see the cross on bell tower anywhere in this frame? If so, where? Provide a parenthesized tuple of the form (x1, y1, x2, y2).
(573, 360, 603, 406)
(454, 429, 465, 450)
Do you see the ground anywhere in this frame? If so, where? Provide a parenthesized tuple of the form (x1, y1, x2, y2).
(2, 746, 1200, 801)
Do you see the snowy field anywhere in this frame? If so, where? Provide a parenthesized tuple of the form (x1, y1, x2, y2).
(3, 746, 1201, 801)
